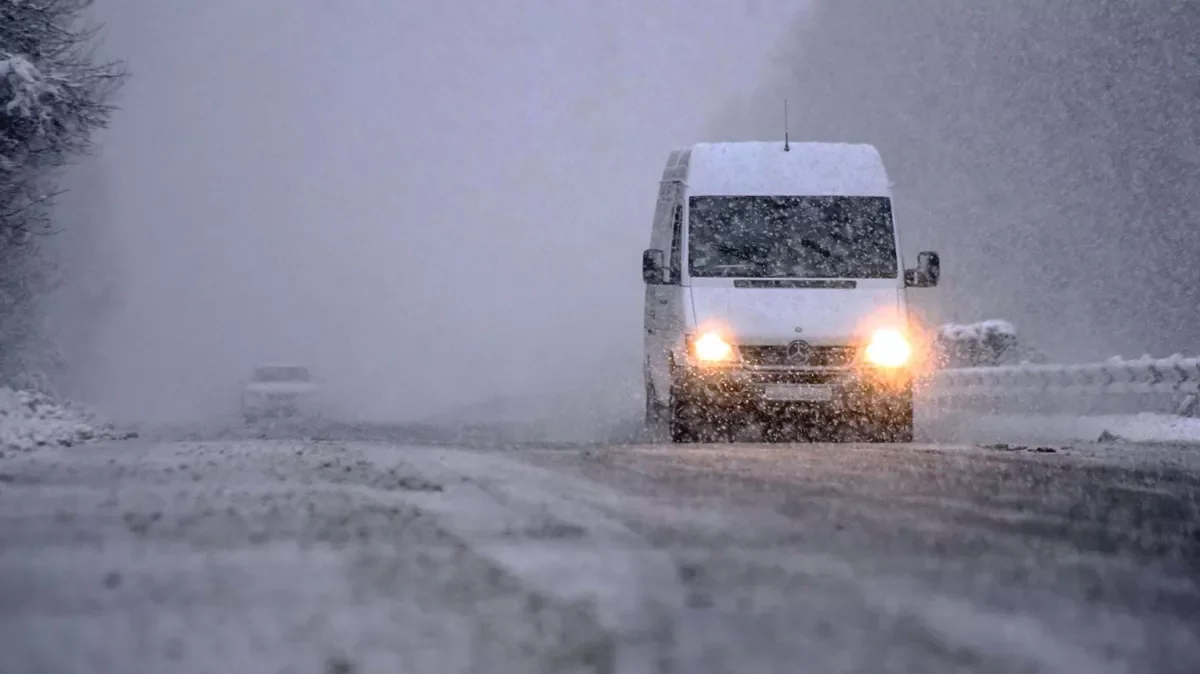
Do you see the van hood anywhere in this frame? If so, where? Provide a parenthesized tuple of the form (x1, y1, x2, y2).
(688, 282, 903, 345)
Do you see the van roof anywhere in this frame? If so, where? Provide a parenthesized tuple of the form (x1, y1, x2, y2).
(668, 141, 891, 198)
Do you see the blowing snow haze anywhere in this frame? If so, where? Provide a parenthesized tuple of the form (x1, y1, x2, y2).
(54, 1, 1199, 425)
(9, 3, 1200, 670)
(74, 0, 798, 423)
(719, 0, 1200, 362)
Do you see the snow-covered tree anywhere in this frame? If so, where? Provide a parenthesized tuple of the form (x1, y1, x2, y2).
(0, 0, 125, 383)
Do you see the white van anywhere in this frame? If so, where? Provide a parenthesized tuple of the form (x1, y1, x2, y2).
(641, 141, 940, 443)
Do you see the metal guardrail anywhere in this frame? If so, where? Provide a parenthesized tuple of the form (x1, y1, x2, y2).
(924, 356, 1200, 417)
(929, 356, 1200, 394)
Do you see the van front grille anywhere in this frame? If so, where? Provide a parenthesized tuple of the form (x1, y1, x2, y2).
(737, 345, 857, 367)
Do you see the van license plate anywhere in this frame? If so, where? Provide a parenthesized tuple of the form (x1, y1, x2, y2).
(763, 384, 833, 402)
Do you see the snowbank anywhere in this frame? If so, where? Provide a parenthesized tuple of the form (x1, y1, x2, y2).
(937, 319, 1016, 341)
(0, 387, 135, 452)
(1089, 414, 1200, 444)
(934, 319, 1043, 368)
(938, 411, 1200, 447)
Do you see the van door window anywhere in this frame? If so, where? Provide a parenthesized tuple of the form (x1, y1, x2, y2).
(668, 203, 683, 283)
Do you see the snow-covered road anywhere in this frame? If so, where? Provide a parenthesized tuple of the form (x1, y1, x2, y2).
(0, 440, 615, 674)
(2, 425, 1198, 673)
(516, 439, 1200, 673)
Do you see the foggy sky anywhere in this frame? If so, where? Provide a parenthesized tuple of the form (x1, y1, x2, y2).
(59, 1, 1197, 425)
(717, 0, 1200, 361)
(77, 0, 803, 422)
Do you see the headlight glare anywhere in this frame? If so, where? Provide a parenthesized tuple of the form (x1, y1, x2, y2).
(692, 332, 734, 362)
(864, 328, 912, 367)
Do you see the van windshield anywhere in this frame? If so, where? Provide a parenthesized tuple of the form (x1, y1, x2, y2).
(687, 195, 898, 279)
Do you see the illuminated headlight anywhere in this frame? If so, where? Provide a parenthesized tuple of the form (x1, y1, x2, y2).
(690, 332, 735, 362)
(863, 328, 912, 367)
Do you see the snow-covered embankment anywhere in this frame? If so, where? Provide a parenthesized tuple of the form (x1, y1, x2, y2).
(0, 388, 135, 452)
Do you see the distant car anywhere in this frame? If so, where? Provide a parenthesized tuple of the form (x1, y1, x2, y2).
(241, 364, 320, 422)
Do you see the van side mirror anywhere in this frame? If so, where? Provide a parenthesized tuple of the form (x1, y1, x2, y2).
(642, 249, 666, 284)
(905, 251, 940, 287)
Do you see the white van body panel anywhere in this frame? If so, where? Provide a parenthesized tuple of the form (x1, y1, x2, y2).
(687, 142, 892, 198)
(688, 280, 904, 345)
(644, 163, 690, 401)
(645, 284, 690, 399)
(643, 141, 910, 410)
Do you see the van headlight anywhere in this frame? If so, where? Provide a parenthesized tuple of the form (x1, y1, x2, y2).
(690, 332, 735, 362)
(863, 328, 912, 367)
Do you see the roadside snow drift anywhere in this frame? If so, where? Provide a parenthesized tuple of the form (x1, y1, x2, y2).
(950, 412, 1200, 446)
(935, 319, 1045, 368)
(0, 388, 134, 452)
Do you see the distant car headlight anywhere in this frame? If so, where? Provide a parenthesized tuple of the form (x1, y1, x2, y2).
(691, 332, 735, 362)
(864, 328, 912, 367)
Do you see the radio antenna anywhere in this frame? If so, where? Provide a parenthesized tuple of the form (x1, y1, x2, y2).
(783, 99, 790, 151)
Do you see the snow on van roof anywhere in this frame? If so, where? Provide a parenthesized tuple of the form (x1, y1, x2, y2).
(684, 141, 891, 197)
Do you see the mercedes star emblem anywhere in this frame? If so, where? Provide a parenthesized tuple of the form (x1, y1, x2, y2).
(786, 340, 812, 364)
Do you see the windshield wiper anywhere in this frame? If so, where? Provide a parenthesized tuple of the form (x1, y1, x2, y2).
(798, 238, 835, 259)
(703, 243, 769, 272)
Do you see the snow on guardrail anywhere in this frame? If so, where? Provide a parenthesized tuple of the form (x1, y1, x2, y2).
(929, 354, 1200, 395)
(922, 319, 1200, 418)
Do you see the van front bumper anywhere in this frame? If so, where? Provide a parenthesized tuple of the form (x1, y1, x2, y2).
(672, 364, 912, 412)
